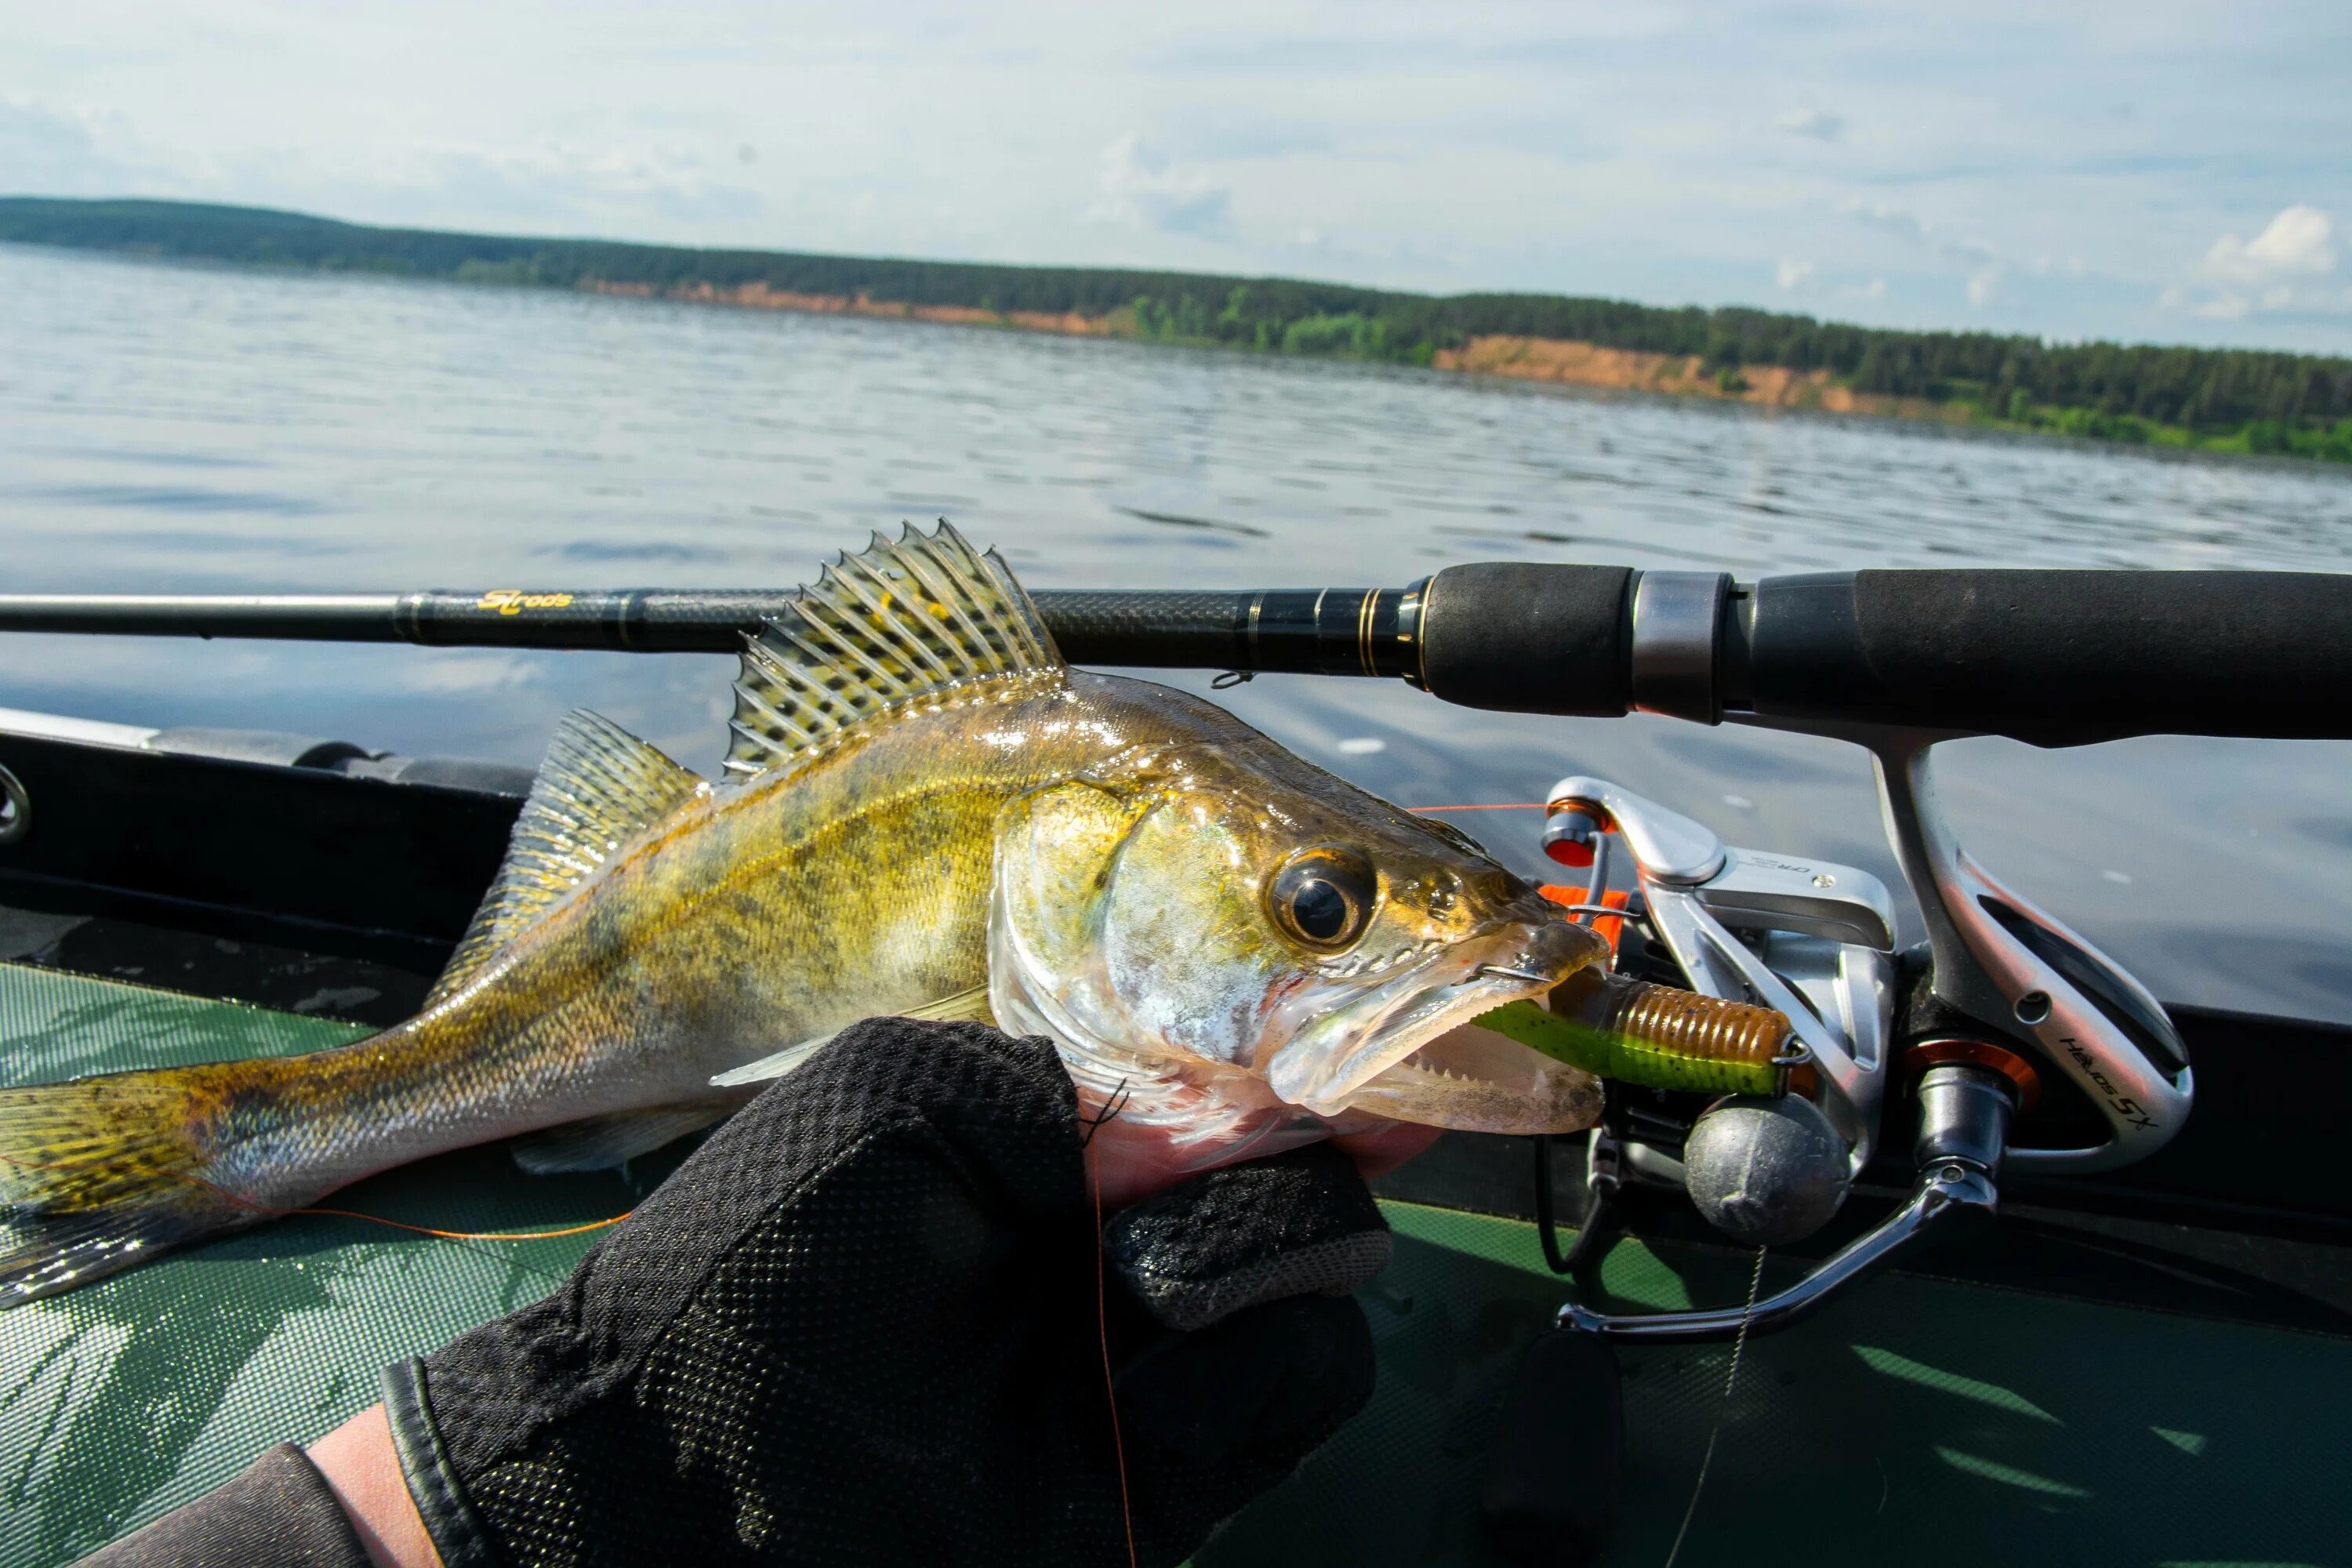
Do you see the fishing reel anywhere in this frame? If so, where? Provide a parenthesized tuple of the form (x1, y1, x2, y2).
(1530, 728, 2193, 1338)
(1483, 737, 2196, 1563)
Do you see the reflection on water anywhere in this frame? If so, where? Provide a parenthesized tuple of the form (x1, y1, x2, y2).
(3, 241, 2351, 1021)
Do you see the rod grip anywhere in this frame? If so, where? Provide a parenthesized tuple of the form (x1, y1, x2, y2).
(1417, 564, 1635, 715)
(1738, 569, 2352, 744)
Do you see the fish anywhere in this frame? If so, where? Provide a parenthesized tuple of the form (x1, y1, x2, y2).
(0, 524, 1608, 1302)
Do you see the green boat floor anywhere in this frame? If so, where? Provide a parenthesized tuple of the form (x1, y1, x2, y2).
(6, 963, 2349, 1566)
(0, 964, 693, 1566)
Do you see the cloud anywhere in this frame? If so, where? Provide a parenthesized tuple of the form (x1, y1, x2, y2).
(0, 96, 176, 194)
(1838, 198, 2005, 309)
(1774, 107, 1843, 142)
(0, 96, 101, 166)
(1840, 198, 1927, 244)
(1087, 134, 1233, 239)
(2169, 205, 2346, 318)
(397, 143, 764, 227)
(0, 96, 760, 232)
(2201, 204, 2336, 283)
(1774, 256, 1813, 291)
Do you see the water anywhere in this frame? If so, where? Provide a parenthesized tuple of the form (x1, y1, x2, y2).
(4, 241, 2351, 1022)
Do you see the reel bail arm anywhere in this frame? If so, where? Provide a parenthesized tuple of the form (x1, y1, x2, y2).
(1561, 1061, 2011, 1343)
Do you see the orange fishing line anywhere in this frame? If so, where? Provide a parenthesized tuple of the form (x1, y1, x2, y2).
(191, 1173, 633, 1243)
(1407, 802, 1548, 812)
(266, 1205, 632, 1243)
(1087, 1139, 1140, 1568)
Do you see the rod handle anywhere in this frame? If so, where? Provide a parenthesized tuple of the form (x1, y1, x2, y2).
(1734, 568, 2352, 744)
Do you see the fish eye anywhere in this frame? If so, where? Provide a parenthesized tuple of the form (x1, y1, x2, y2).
(1268, 845, 1377, 951)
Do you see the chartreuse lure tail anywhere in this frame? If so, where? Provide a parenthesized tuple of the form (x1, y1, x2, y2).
(1475, 970, 1795, 1097)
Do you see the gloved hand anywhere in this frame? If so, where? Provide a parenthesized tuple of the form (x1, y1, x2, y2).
(383, 1017, 1395, 1568)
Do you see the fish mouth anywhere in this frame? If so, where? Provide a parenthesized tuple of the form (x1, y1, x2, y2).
(1266, 917, 1599, 1122)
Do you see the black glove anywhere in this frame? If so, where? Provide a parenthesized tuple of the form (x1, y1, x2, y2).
(383, 1018, 1392, 1568)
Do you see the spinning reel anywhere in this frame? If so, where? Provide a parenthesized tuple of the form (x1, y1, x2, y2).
(1533, 723, 2191, 1338)
(1483, 723, 2196, 1563)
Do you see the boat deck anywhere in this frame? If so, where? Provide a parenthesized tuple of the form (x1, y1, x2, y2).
(5, 961, 2349, 1566)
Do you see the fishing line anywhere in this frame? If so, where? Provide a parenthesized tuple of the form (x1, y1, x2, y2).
(200, 1173, 630, 1287)
(1661, 1246, 1769, 1568)
(1406, 802, 1549, 813)
(0, 1150, 622, 1294)
(181, 1170, 634, 1244)
(253, 1203, 632, 1243)
(1085, 1133, 1141, 1568)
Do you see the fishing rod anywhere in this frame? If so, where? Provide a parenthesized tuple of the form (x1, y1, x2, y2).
(5, 564, 2349, 745)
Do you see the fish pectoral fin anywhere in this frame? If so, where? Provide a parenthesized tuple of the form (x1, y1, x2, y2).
(510, 1103, 731, 1174)
(901, 985, 998, 1029)
(708, 987, 998, 1089)
(709, 1038, 829, 1089)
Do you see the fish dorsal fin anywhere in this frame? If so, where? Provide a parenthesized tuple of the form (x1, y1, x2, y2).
(724, 521, 1064, 781)
(428, 710, 707, 1005)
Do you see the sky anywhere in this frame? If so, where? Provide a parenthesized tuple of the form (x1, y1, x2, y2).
(4, 1, 2349, 354)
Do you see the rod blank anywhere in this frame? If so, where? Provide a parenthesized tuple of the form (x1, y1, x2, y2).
(5, 566, 2350, 746)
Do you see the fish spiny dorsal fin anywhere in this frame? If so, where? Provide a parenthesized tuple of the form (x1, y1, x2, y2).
(724, 521, 1064, 781)
(427, 710, 708, 1005)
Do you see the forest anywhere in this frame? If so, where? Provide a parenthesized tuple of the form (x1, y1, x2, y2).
(5, 197, 2346, 462)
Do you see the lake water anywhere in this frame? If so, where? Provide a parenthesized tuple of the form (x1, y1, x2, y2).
(4, 241, 2351, 1022)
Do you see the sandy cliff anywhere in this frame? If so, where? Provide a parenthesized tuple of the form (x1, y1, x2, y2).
(1432, 336, 1953, 421)
(583, 278, 1962, 426)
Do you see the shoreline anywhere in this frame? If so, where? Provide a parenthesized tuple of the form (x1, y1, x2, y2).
(5, 196, 2345, 466)
(572, 278, 2135, 452)
(583, 277, 1116, 340)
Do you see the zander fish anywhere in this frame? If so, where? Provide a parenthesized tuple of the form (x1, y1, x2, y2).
(0, 524, 1608, 1302)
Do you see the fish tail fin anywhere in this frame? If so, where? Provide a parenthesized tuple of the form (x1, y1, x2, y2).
(0, 1065, 256, 1305)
